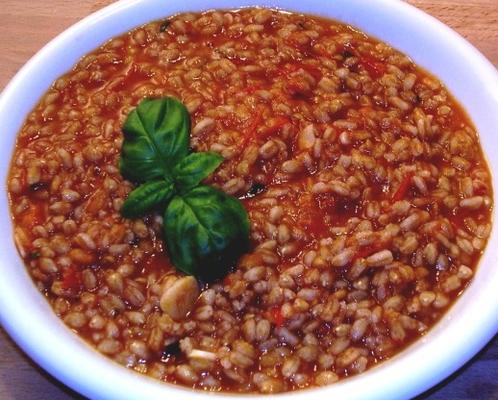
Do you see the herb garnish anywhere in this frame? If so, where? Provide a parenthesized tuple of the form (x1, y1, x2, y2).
(159, 20, 171, 32)
(119, 97, 250, 280)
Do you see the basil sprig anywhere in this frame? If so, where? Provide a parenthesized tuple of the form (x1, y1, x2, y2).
(119, 97, 250, 280)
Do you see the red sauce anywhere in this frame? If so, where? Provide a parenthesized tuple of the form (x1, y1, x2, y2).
(7, 8, 492, 394)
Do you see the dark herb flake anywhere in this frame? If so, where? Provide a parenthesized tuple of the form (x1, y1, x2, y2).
(246, 182, 266, 198)
(162, 341, 181, 362)
(342, 49, 354, 59)
(29, 182, 47, 192)
(159, 20, 171, 32)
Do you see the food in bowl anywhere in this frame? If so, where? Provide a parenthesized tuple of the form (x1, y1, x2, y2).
(7, 7, 492, 393)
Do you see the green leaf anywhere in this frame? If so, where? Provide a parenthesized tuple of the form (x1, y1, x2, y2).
(173, 152, 223, 193)
(119, 97, 190, 183)
(119, 97, 252, 281)
(164, 186, 250, 280)
(121, 180, 174, 218)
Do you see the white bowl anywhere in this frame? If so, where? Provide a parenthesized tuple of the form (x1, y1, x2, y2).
(1, 0, 497, 399)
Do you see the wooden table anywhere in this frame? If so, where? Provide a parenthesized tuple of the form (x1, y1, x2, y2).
(0, 0, 497, 398)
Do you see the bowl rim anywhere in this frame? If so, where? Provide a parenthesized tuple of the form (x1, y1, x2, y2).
(1, 0, 498, 399)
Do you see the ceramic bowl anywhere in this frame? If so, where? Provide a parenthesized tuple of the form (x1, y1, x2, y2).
(1, 0, 497, 399)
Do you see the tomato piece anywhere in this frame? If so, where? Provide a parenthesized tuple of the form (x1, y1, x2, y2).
(259, 116, 290, 138)
(245, 84, 261, 94)
(247, 110, 263, 136)
(19, 201, 46, 228)
(392, 173, 414, 202)
(359, 54, 387, 79)
(342, 44, 386, 79)
(223, 275, 234, 286)
(84, 189, 106, 216)
(62, 266, 82, 291)
(266, 306, 285, 327)
(299, 64, 322, 81)
(239, 106, 265, 148)
(145, 251, 171, 274)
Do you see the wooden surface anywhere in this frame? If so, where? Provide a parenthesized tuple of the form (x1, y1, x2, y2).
(0, 0, 497, 399)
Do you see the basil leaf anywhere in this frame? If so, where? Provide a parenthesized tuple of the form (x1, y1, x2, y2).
(173, 152, 223, 193)
(121, 180, 174, 218)
(119, 97, 190, 182)
(164, 186, 250, 280)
